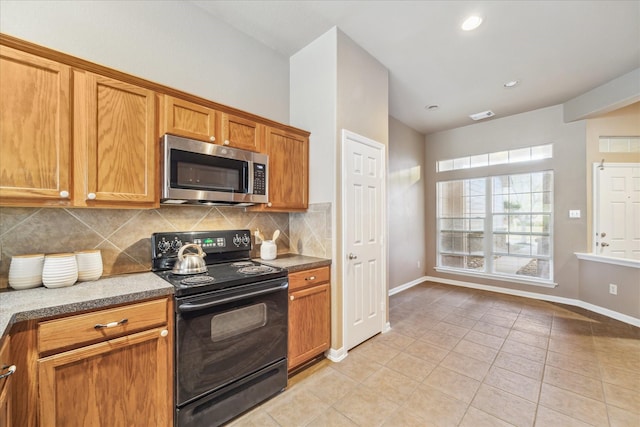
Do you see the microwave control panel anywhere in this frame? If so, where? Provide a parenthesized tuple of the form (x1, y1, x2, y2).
(253, 163, 266, 195)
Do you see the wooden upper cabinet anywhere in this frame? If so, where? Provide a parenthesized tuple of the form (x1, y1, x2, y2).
(259, 127, 309, 212)
(220, 113, 262, 152)
(73, 71, 157, 208)
(0, 46, 72, 206)
(161, 95, 217, 143)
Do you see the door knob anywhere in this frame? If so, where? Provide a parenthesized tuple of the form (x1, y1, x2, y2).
(600, 242, 609, 247)
(348, 253, 357, 260)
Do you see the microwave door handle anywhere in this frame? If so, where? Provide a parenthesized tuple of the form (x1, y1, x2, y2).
(177, 282, 288, 312)
(244, 163, 250, 193)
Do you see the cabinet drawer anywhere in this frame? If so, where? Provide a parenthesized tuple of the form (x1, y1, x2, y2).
(289, 266, 330, 291)
(38, 298, 168, 354)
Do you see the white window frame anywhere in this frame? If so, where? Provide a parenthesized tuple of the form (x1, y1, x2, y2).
(435, 171, 556, 288)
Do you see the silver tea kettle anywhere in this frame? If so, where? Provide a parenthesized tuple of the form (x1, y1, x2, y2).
(171, 243, 207, 275)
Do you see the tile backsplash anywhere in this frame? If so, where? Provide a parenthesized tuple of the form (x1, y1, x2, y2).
(0, 203, 332, 289)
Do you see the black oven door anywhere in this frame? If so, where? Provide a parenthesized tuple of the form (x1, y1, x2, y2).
(175, 279, 288, 407)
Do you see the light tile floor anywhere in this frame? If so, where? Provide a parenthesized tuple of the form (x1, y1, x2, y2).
(229, 282, 640, 426)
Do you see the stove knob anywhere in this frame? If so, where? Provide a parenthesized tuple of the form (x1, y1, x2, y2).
(171, 239, 183, 251)
(241, 234, 251, 246)
(233, 234, 241, 247)
(157, 239, 170, 253)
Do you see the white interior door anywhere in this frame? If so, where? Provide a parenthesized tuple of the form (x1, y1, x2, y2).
(342, 130, 386, 350)
(595, 163, 640, 259)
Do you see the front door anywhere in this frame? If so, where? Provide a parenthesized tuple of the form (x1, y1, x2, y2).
(342, 130, 386, 350)
(595, 163, 640, 259)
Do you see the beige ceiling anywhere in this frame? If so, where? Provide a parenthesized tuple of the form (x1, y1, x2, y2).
(191, 1, 640, 135)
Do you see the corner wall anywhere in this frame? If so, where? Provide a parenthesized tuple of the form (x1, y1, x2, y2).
(388, 117, 426, 291)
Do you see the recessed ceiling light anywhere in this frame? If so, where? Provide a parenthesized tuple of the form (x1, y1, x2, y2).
(469, 110, 495, 121)
(504, 80, 519, 88)
(461, 15, 483, 31)
(425, 104, 440, 111)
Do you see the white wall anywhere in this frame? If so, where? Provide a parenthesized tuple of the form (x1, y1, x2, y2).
(290, 29, 337, 204)
(289, 27, 389, 351)
(0, 0, 290, 123)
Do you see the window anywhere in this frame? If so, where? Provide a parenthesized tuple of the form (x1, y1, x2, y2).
(598, 136, 640, 153)
(437, 143, 553, 172)
(437, 171, 553, 283)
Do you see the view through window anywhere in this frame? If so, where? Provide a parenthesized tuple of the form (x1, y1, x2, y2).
(437, 171, 554, 282)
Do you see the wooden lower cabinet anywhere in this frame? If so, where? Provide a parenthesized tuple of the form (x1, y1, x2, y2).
(38, 327, 171, 427)
(8, 297, 173, 427)
(0, 337, 13, 427)
(288, 267, 330, 371)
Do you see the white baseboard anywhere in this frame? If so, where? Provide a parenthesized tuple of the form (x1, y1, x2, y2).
(326, 347, 348, 363)
(382, 321, 391, 333)
(388, 276, 429, 296)
(388, 275, 640, 328)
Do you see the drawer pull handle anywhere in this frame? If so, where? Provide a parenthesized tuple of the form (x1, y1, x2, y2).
(0, 364, 16, 380)
(305, 276, 316, 281)
(290, 295, 294, 301)
(94, 318, 128, 329)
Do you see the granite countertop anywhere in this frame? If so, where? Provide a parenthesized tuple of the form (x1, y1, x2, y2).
(0, 272, 173, 339)
(0, 254, 331, 340)
(256, 253, 331, 273)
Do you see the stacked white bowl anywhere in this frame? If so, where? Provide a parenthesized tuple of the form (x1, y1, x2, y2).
(8, 253, 45, 289)
(42, 253, 78, 288)
(75, 250, 103, 281)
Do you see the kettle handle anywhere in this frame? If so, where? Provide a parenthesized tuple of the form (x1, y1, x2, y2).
(177, 243, 205, 260)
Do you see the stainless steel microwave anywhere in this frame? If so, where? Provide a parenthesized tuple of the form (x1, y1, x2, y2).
(160, 134, 268, 206)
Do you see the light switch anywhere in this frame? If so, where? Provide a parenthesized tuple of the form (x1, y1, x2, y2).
(569, 210, 581, 219)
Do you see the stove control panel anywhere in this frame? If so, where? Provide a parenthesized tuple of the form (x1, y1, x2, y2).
(151, 229, 253, 271)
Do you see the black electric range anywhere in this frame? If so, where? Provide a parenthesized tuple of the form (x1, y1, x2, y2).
(151, 229, 287, 297)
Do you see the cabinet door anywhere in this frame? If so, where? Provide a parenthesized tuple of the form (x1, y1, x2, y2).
(220, 113, 262, 152)
(262, 127, 309, 211)
(0, 337, 12, 427)
(0, 46, 72, 206)
(162, 95, 217, 143)
(74, 71, 157, 207)
(38, 327, 171, 427)
(288, 283, 330, 370)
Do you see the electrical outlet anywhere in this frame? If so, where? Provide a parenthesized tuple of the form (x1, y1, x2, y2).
(417, 261, 421, 269)
(609, 284, 618, 295)
(569, 210, 581, 219)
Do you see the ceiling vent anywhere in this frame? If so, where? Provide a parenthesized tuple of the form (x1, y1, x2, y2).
(469, 110, 495, 121)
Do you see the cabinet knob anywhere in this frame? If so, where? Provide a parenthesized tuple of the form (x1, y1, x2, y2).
(223, 140, 230, 146)
(87, 192, 97, 200)
(267, 202, 272, 207)
(209, 136, 216, 142)
(160, 329, 169, 337)
(59, 190, 70, 198)
(290, 295, 294, 301)
(305, 276, 316, 281)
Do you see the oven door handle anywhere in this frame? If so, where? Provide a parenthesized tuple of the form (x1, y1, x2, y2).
(177, 282, 288, 312)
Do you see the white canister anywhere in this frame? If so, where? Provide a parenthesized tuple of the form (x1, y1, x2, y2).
(8, 253, 45, 289)
(260, 240, 277, 260)
(42, 253, 78, 288)
(75, 250, 103, 281)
